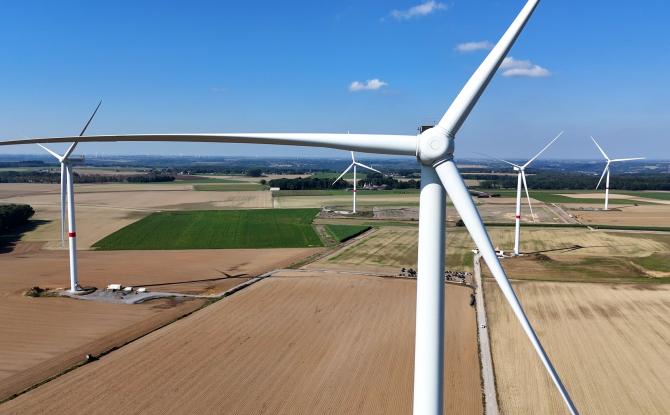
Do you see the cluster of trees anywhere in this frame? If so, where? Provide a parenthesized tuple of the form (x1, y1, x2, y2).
(0, 171, 175, 184)
(479, 172, 670, 191)
(268, 177, 349, 190)
(358, 173, 420, 189)
(0, 204, 34, 233)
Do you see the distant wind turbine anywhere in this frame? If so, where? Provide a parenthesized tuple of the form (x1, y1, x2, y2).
(591, 137, 644, 210)
(37, 100, 101, 293)
(489, 132, 562, 256)
(332, 152, 381, 214)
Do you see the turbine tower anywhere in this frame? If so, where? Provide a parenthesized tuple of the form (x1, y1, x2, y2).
(37, 101, 101, 293)
(332, 152, 381, 213)
(0, 2, 579, 414)
(492, 132, 562, 256)
(591, 136, 644, 210)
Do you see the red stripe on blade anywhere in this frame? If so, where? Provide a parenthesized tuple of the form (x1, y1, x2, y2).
(68, 232, 76, 237)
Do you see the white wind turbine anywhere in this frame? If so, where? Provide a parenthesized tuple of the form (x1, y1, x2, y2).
(0, 2, 579, 413)
(491, 132, 562, 256)
(591, 136, 644, 211)
(332, 151, 381, 213)
(37, 101, 101, 293)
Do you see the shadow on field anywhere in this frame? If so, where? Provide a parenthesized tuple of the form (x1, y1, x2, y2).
(131, 271, 248, 288)
(523, 244, 610, 255)
(0, 219, 49, 254)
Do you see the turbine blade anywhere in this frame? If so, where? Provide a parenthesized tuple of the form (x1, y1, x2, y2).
(438, 0, 540, 136)
(521, 171, 535, 223)
(354, 162, 381, 174)
(590, 136, 609, 160)
(351, 151, 355, 163)
(0, 133, 418, 156)
(523, 131, 563, 168)
(79, 100, 102, 137)
(609, 157, 645, 162)
(475, 152, 521, 168)
(434, 160, 579, 415)
(62, 142, 79, 161)
(37, 144, 63, 162)
(332, 164, 353, 185)
(595, 164, 609, 189)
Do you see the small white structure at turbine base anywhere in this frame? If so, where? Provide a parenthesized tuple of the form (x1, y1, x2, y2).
(1, 2, 581, 414)
(332, 151, 381, 214)
(591, 136, 644, 211)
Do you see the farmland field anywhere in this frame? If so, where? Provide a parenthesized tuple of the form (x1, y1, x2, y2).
(0, 274, 482, 414)
(323, 226, 670, 274)
(0, 241, 319, 400)
(485, 280, 670, 414)
(193, 184, 266, 191)
(94, 209, 324, 250)
(324, 224, 371, 242)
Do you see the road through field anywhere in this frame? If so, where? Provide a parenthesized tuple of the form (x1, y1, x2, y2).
(1, 274, 482, 414)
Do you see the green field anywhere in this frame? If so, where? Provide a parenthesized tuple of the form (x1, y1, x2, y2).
(93, 208, 323, 250)
(632, 252, 670, 273)
(324, 225, 371, 242)
(193, 184, 266, 191)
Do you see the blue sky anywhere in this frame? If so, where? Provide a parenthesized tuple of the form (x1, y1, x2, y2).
(0, 0, 668, 159)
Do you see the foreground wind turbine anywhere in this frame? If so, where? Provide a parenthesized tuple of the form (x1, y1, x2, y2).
(37, 101, 101, 293)
(492, 132, 562, 255)
(332, 152, 381, 213)
(0, 2, 578, 413)
(591, 136, 644, 210)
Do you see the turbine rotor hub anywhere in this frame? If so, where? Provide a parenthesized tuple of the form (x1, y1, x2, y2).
(416, 126, 453, 166)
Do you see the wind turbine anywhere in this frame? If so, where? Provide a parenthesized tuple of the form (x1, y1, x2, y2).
(332, 151, 381, 213)
(0, 2, 579, 414)
(37, 101, 101, 293)
(591, 137, 644, 211)
(491, 132, 563, 256)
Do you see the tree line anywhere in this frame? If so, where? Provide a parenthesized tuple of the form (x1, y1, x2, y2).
(478, 172, 670, 191)
(268, 177, 349, 190)
(0, 204, 34, 233)
(0, 171, 175, 184)
(268, 173, 420, 190)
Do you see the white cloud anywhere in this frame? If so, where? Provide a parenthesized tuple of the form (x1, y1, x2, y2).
(456, 41, 494, 53)
(390, 1, 448, 20)
(500, 57, 551, 78)
(349, 79, 388, 92)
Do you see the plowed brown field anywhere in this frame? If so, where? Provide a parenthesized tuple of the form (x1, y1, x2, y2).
(485, 280, 670, 415)
(1, 274, 482, 414)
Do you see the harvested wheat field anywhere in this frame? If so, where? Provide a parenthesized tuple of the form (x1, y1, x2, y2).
(1, 188, 272, 211)
(570, 204, 670, 227)
(1, 274, 482, 414)
(0, 295, 205, 402)
(0, 245, 318, 401)
(485, 279, 670, 415)
(0, 244, 320, 295)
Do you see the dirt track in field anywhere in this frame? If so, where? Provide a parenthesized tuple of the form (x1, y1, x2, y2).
(485, 280, 670, 415)
(1, 274, 482, 415)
